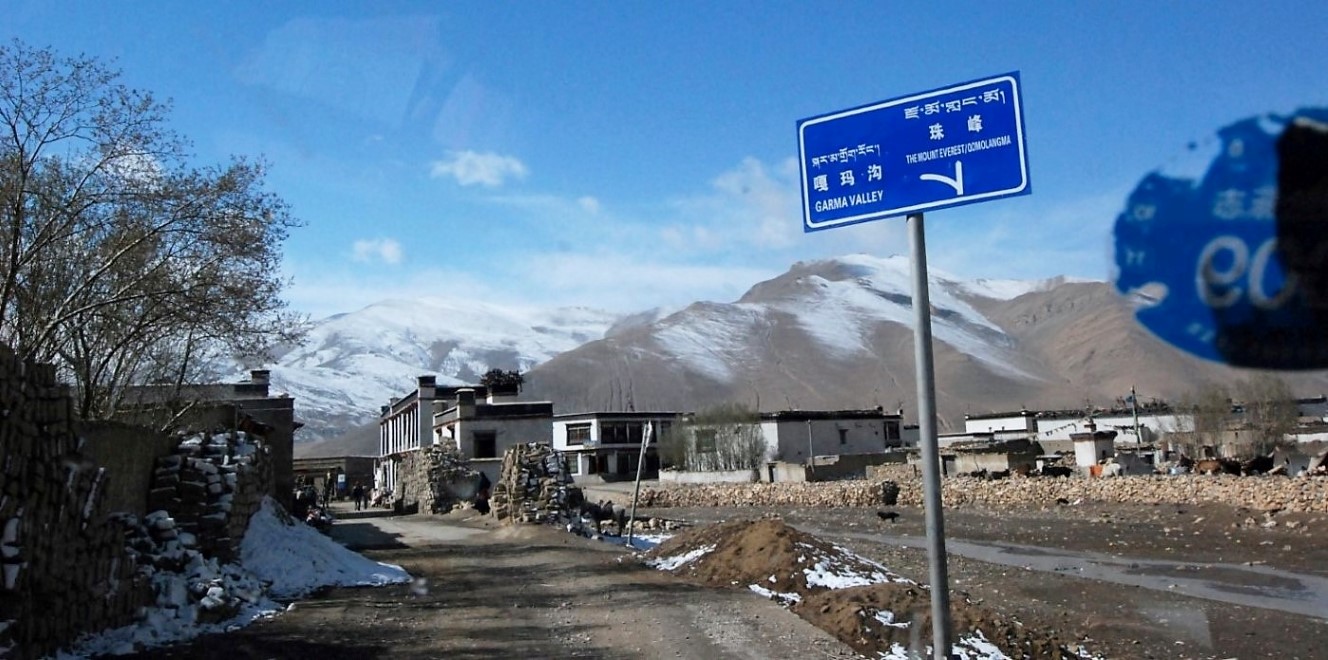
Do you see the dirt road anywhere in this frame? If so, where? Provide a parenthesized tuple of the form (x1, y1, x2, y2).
(122, 506, 859, 659)
(120, 497, 1328, 659)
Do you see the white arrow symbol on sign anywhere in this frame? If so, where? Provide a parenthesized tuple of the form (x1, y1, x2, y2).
(920, 160, 964, 196)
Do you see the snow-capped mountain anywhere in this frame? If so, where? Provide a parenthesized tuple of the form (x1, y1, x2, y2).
(288, 253, 1328, 450)
(269, 298, 620, 441)
(522, 254, 1328, 431)
(522, 254, 1055, 423)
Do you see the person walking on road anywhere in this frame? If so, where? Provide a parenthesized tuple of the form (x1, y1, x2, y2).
(322, 472, 334, 506)
(352, 482, 366, 511)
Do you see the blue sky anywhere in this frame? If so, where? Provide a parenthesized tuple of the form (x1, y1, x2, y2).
(6, 1, 1327, 319)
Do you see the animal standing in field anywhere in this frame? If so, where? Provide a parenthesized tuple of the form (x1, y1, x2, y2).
(876, 510, 900, 523)
(1195, 458, 1240, 475)
(579, 500, 629, 535)
(1240, 453, 1276, 475)
(1038, 465, 1074, 477)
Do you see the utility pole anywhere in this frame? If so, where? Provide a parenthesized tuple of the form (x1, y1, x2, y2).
(1131, 385, 1142, 443)
(626, 421, 652, 548)
(805, 419, 815, 478)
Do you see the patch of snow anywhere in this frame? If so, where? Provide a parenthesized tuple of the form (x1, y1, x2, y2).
(952, 630, 1012, 659)
(802, 558, 895, 590)
(55, 498, 410, 658)
(624, 533, 671, 551)
(766, 255, 1037, 378)
(877, 631, 1016, 660)
(873, 610, 910, 629)
(748, 583, 802, 604)
(241, 498, 410, 599)
(646, 544, 716, 571)
(800, 543, 909, 590)
(957, 276, 1094, 300)
(653, 305, 766, 382)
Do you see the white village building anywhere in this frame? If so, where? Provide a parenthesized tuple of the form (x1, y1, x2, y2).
(552, 411, 684, 480)
(375, 375, 553, 494)
(759, 409, 904, 462)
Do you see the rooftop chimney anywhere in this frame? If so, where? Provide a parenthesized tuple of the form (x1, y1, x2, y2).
(418, 375, 437, 400)
(248, 369, 271, 397)
(456, 388, 476, 406)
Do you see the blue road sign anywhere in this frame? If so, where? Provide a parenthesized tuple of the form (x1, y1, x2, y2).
(798, 72, 1031, 232)
(1113, 108, 1328, 370)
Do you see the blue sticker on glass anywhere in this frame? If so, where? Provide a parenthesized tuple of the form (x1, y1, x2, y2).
(1113, 108, 1328, 369)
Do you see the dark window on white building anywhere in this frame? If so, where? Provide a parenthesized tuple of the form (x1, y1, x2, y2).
(473, 431, 497, 458)
(567, 423, 591, 446)
(603, 421, 646, 444)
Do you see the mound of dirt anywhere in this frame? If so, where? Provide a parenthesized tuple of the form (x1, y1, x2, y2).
(645, 517, 1093, 659)
(645, 516, 910, 601)
(794, 584, 1081, 659)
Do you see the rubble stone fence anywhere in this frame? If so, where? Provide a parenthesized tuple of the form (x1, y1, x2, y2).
(491, 443, 577, 524)
(143, 429, 273, 563)
(0, 347, 154, 659)
(0, 343, 279, 659)
(395, 444, 480, 514)
(637, 473, 1328, 513)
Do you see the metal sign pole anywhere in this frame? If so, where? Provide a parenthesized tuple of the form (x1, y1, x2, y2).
(908, 212, 953, 659)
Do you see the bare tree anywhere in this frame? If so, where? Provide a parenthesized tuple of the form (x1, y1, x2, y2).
(0, 40, 305, 418)
(1176, 376, 1297, 458)
(655, 422, 689, 470)
(674, 403, 766, 472)
(1176, 382, 1233, 457)
(1232, 374, 1297, 454)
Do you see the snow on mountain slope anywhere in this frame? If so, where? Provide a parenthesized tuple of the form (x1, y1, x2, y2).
(270, 298, 619, 441)
(744, 255, 1034, 378)
(281, 255, 1073, 444)
(653, 303, 769, 382)
(956, 275, 1094, 300)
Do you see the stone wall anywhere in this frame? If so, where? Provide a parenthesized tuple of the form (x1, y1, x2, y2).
(79, 420, 180, 517)
(865, 464, 920, 482)
(659, 468, 759, 484)
(491, 443, 577, 524)
(0, 348, 154, 659)
(144, 431, 272, 563)
(0, 345, 280, 659)
(806, 452, 909, 482)
(395, 444, 479, 514)
(638, 473, 1328, 513)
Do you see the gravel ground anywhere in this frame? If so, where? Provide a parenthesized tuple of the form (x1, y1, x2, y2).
(117, 510, 860, 660)
(111, 499, 1328, 660)
(645, 501, 1328, 660)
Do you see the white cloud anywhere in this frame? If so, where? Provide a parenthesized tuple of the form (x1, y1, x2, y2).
(577, 196, 601, 214)
(667, 156, 803, 251)
(236, 16, 441, 126)
(283, 264, 501, 320)
(513, 251, 777, 311)
(927, 190, 1123, 282)
(429, 150, 528, 187)
(284, 157, 1117, 321)
(661, 156, 909, 258)
(285, 245, 776, 319)
(351, 238, 403, 265)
